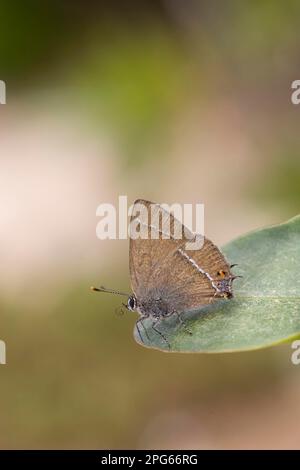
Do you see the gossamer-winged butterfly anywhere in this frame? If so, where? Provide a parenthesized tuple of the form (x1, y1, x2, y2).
(91, 199, 239, 349)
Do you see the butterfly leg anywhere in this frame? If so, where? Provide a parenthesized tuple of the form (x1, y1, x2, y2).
(209, 292, 217, 304)
(175, 312, 192, 335)
(152, 319, 170, 350)
(136, 317, 150, 344)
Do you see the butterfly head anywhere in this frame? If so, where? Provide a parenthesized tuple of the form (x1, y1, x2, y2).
(90, 285, 138, 313)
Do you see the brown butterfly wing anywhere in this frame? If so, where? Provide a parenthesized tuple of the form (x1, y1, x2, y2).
(129, 200, 233, 312)
(181, 237, 233, 284)
(129, 199, 186, 297)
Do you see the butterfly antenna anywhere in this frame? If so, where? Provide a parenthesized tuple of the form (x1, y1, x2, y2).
(90, 286, 129, 297)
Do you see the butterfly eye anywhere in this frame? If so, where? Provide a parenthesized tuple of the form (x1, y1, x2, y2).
(127, 296, 136, 311)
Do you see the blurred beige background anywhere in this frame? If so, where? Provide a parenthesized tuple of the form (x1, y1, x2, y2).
(0, 1, 300, 449)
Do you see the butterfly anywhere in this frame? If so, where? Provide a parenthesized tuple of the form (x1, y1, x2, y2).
(91, 199, 238, 348)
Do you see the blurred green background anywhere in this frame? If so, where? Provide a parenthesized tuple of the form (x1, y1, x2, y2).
(0, 1, 300, 449)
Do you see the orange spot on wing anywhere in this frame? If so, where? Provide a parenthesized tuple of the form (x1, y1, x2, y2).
(217, 270, 226, 278)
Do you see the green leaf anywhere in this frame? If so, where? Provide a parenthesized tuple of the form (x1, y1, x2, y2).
(134, 215, 300, 353)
